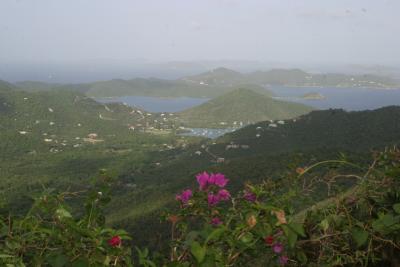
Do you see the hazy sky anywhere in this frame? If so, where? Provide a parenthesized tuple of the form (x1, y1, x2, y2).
(0, 0, 399, 65)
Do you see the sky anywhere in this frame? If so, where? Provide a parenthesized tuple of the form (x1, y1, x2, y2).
(0, 0, 399, 67)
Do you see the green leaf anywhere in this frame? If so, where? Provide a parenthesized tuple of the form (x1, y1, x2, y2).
(103, 256, 111, 266)
(351, 227, 369, 247)
(47, 253, 68, 267)
(0, 254, 14, 258)
(204, 227, 225, 244)
(372, 219, 385, 233)
(288, 223, 306, 237)
(296, 250, 308, 264)
(282, 225, 298, 248)
(71, 258, 89, 267)
(55, 208, 72, 219)
(381, 214, 397, 226)
(320, 219, 329, 232)
(239, 232, 254, 244)
(393, 203, 400, 214)
(190, 241, 206, 263)
(184, 231, 199, 247)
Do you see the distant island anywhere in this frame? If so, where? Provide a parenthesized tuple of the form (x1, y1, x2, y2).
(177, 88, 313, 128)
(302, 92, 326, 100)
(13, 67, 400, 98)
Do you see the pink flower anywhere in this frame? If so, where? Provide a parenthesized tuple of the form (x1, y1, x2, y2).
(210, 217, 223, 226)
(279, 255, 289, 266)
(244, 191, 257, 202)
(176, 189, 192, 204)
(273, 243, 284, 254)
(217, 189, 231, 201)
(195, 172, 229, 190)
(211, 173, 229, 188)
(207, 193, 220, 206)
(196, 172, 210, 190)
(108, 236, 122, 247)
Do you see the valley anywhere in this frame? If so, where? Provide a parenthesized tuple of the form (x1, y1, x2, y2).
(1, 76, 400, 257)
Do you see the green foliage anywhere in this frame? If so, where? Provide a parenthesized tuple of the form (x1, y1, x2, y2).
(298, 148, 400, 266)
(0, 173, 133, 266)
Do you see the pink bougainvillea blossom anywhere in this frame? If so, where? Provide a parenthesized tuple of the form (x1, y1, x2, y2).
(175, 189, 192, 204)
(207, 193, 220, 206)
(196, 172, 229, 190)
(279, 255, 289, 266)
(244, 191, 257, 202)
(211, 173, 229, 187)
(217, 189, 231, 201)
(196, 172, 210, 190)
(273, 243, 284, 254)
(210, 217, 223, 226)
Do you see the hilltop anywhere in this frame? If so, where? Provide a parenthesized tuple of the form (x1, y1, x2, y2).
(177, 88, 313, 128)
(0, 79, 17, 90)
(181, 67, 245, 86)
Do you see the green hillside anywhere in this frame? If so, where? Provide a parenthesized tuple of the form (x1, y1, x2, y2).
(0, 82, 190, 210)
(177, 88, 313, 128)
(213, 106, 400, 158)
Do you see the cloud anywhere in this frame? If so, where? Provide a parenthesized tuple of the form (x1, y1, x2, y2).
(189, 20, 207, 32)
(297, 9, 356, 20)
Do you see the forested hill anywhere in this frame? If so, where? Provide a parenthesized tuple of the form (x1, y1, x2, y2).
(213, 106, 400, 157)
(177, 88, 313, 128)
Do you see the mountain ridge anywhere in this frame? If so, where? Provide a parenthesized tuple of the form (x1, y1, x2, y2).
(8, 67, 399, 98)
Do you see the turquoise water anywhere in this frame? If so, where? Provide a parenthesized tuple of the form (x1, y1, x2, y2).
(178, 128, 238, 139)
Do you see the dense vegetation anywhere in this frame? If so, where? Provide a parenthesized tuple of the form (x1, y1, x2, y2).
(1, 148, 399, 266)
